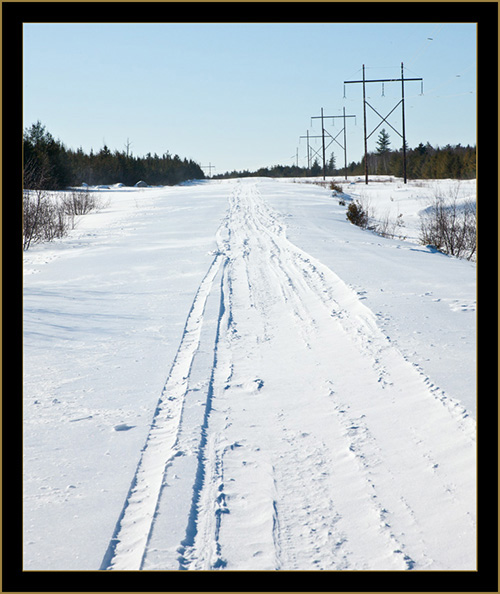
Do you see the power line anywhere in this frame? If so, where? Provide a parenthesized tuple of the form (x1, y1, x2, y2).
(344, 62, 423, 184)
(310, 108, 334, 180)
(325, 107, 356, 180)
(406, 24, 444, 68)
(299, 130, 323, 173)
(201, 162, 215, 177)
(310, 107, 354, 180)
(424, 63, 475, 96)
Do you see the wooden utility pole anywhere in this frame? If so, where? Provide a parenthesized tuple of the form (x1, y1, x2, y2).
(300, 130, 311, 171)
(311, 108, 336, 180)
(344, 62, 423, 184)
(299, 130, 323, 174)
(400, 62, 408, 183)
(202, 162, 216, 178)
(362, 65, 368, 184)
(325, 107, 356, 180)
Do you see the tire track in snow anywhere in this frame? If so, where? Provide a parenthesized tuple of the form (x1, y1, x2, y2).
(258, 186, 475, 569)
(270, 240, 476, 568)
(100, 252, 224, 571)
(184, 179, 476, 570)
(101, 179, 476, 570)
(178, 183, 284, 570)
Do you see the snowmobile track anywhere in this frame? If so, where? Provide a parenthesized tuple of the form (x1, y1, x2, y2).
(100, 251, 225, 571)
(101, 179, 476, 571)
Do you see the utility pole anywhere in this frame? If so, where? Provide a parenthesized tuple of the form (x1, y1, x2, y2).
(310, 107, 355, 180)
(299, 130, 323, 174)
(300, 130, 311, 171)
(344, 62, 423, 184)
(202, 162, 216, 178)
(321, 108, 326, 179)
(311, 107, 337, 180)
(400, 62, 407, 183)
(325, 107, 356, 180)
(362, 65, 368, 184)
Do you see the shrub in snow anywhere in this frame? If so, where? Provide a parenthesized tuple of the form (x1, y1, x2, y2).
(61, 190, 99, 216)
(23, 189, 69, 250)
(346, 200, 369, 228)
(23, 187, 103, 250)
(330, 182, 343, 194)
(376, 211, 406, 240)
(419, 190, 476, 261)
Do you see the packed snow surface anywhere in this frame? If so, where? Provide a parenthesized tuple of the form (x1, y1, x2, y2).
(23, 177, 476, 571)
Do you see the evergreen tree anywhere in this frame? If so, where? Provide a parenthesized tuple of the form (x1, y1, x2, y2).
(310, 158, 321, 176)
(23, 122, 205, 188)
(328, 152, 336, 175)
(376, 128, 391, 154)
(416, 142, 427, 155)
(374, 129, 392, 175)
(23, 121, 71, 189)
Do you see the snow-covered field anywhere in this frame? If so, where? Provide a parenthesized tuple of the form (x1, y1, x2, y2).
(23, 176, 476, 571)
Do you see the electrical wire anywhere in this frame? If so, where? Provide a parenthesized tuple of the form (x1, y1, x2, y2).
(424, 63, 475, 96)
(406, 24, 444, 68)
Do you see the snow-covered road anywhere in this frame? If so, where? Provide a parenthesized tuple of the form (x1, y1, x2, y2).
(23, 177, 477, 571)
(102, 180, 475, 571)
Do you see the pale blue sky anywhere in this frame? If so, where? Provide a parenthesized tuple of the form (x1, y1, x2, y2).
(23, 22, 476, 174)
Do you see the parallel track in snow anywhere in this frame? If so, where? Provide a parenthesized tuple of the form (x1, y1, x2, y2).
(102, 179, 476, 571)
(100, 251, 224, 571)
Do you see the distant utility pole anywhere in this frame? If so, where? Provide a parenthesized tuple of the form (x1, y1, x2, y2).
(311, 107, 354, 180)
(299, 130, 323, 174)
(344, 62, 423, 184)
(202, 162, 216, 178)
(325, 107, 356, 180)
(310, 108, 329, 180)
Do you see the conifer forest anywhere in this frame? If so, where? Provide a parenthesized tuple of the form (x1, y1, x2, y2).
(23, 121, 475, 190)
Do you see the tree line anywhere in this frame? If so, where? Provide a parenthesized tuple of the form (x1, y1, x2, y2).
(215, 130, 476, 181)
(23, 121, 205, 190)
(24, 121, 475, 189)
(355, 129, 476, 180)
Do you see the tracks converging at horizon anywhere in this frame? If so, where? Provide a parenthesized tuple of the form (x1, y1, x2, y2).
(101, 179, 476, 571)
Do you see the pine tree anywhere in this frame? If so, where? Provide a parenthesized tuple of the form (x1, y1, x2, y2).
(310, 158, 321, 176)
(328, 152, 336, 175)
(376, 128, 391, 154)
(374, 128, 391, 175)
(23, 121, 71, 189)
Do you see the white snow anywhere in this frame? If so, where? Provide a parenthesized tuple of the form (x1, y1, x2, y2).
(23, 176, 476, 571)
